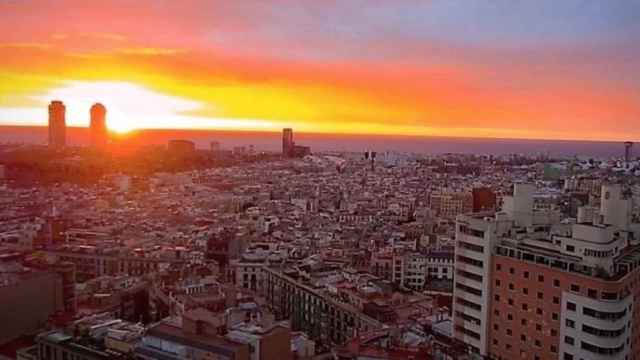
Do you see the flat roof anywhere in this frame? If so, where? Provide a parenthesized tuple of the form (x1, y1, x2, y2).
(145, 323, 245, 356)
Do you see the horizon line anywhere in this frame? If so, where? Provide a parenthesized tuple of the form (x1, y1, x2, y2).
(0, 124, 636, 145)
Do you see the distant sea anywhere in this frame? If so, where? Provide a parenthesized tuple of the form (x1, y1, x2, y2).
(0, 125, 633, 158)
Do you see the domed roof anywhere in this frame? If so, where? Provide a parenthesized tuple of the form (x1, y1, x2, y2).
(90, 103, 106, 114)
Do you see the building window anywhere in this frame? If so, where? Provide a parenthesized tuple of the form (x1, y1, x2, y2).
(507, 329, 513, 336)
(495, 295, 500, 301)
(522, 303, 528, 311)
(508, 298, 514, 306)
(551, 329, 557, 336)
(536, 324, 542, 332)
(567, 302, 576, 311)
(508, 313, 514, 320)
(456, 255, 484, 268)
(455, 282, 482, 296)
(580, 341, 624, 355)
(497, 264, 502, 271)
(521, 319, 528, 326)
(553, 296, 559, 304)
(588, 288, 598, 298)
(535, 339, 541, 347)
(551, 345, 557, 353)
(566, 245, 575, 252)
(581, 324, 626, 337)
(537, 292, 543, 299)
(552, 312, 559, 320)
(523, 288, 528, 295)
(570, 284, 580, 292)
(509, 283, 515, 290)
(536, 308, 543, 315)
(496, 280, 501, 286)
(521, 334, 527, 342)
(510, 267, 515, 274)
(538, 275, 544, 282)
(582, 307, 627, 320)
(566, 319, 575, 328)
(554, 279, 560, 287)
(563, 354, 574, 360)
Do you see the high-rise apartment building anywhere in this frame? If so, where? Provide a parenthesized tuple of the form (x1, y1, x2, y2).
(624, 142, 633, 167)
(90, 103, 108, 148)
(282, 128, 294, 157)
(453, 183, 640, 360)
(48, 100, 66, 148)
(281, 128, 311, 158)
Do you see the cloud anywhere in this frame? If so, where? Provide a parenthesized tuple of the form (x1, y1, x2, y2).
(0, 42, 51, 49)
(65, 52, 113, 60)
(51, 33, 68, 41)
(117, 47, 187, 56)
(0, 1, 639, 140)
(86, 32, 127, 42)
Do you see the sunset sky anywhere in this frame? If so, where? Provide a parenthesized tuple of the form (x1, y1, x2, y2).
(1, 1, 639, 140)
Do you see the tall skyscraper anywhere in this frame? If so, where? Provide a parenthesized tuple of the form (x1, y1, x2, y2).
(48, 100, 66, 148)
(282, 128, 294, 157)
(90, 103, 108, 148)
(624, 141, 633, 166)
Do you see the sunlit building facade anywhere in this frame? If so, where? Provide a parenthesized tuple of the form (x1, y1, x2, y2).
(453, 183, 640, 360)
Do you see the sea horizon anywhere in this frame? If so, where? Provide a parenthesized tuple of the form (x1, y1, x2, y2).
(0, 125, 634, 158)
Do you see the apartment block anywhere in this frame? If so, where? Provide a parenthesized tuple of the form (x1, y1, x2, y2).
(260, 266, 383, 346)
(453, 183, 640, 360)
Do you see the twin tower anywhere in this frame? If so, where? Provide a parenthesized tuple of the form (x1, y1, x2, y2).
(48, 100, 108, 148)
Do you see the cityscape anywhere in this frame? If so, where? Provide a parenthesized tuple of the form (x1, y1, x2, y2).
(1, 2, 640, 360)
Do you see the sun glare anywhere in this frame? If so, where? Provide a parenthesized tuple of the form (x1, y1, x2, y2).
(0, 80, 279, 133)
(36, 81, 204, 133)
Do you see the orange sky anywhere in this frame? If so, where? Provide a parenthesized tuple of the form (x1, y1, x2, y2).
(1, 1, 639, 141)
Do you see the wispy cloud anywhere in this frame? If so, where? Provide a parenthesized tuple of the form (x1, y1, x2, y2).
(86, 32, 127, 42)
(117, 47, 187, 56)
(0, 42, 51, 49)
(51, 33, 68, 41)
(65, 52, 113, 60)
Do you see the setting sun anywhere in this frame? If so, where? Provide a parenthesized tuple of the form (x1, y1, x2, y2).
(38, 81, 202, 133)
(1, 80, 280, 134)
